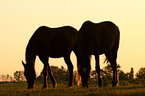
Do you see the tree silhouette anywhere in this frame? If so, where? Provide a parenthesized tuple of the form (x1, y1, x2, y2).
(136, 67, 145, 80)
(6, 74, 10, 81)
(14, 71, 25, 82)
(1, 75, 6, 81)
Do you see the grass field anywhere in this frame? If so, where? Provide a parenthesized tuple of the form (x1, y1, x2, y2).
(1, 81, 145, 96)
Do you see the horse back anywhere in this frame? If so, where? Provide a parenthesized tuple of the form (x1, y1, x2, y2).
(78, 21, 120, 55)
(26, 26, 78, 59)
(96, 21, 119, 54)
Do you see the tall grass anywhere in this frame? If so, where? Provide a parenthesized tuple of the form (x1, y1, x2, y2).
(1, 81, 145, 96)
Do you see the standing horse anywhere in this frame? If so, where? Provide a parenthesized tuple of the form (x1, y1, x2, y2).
(22, 26, 78, 89)
(77, 21, 120, 87)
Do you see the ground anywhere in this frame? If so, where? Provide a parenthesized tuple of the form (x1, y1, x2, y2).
(1, 81, 145, 96)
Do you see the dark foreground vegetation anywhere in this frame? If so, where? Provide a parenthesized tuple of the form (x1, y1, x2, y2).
(1, 81, 145, 96)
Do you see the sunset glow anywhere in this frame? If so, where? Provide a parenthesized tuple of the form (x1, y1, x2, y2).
(0, 0, 145, 77)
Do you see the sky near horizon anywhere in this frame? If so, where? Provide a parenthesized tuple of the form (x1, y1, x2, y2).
(0, 0, 145, 77)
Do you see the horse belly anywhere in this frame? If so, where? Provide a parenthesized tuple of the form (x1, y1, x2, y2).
(37, 42, 73, 58)
(49, 37, 74, 58)
(50, 44, 73, 58)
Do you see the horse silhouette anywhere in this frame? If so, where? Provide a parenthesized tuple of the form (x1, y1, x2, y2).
(22, 26, 78, 89)
(77, 20, 120, 87)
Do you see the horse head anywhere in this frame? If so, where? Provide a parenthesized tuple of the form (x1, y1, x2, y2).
(22, 61, 36, 89)
(78, 56, 91, 87)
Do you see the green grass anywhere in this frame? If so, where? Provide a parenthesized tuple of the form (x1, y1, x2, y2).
(1, 82, 145, 96)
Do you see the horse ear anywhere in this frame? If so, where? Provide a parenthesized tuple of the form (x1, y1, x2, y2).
(22, 61, 26, 67)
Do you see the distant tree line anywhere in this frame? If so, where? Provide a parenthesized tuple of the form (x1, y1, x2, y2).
(0, 71, 25, 82)
(1, 65, 145, 86)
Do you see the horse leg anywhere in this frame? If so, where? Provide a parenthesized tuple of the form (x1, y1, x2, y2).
(111, 62, 117, 86)
(64, 55, 73, 87)
(105, 52, 117, 87)
(40, 57, 57, 88)
(47, 64, 57, 87)
(42, 63, 48, 89)
(73, 48, 81, 86)
(76, 59, 81, 86)
(111, 49, 119, 85)
(95, 55, 101, 87)
(112, 60, 117, 87)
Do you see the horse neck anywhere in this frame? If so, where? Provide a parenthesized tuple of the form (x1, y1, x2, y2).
(25, 53, 36, 70)
(26, 54, 36, 68)
(25, 42, 37, 64)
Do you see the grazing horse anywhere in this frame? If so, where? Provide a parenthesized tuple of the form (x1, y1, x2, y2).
(77, 21, 120, 87)
(22, 26, 78, 89)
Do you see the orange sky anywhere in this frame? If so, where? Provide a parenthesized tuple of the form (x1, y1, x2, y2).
(0, 0, 145, 77)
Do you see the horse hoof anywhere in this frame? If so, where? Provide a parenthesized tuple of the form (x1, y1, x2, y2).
(81, 85, 87, 88)
(98, 85, 102, 88)
(42, 86, 47, 89)
(67, 85, 73, 88)
(81, 86, 88, 88)
(28, 88, 33, 90)
(81, 84, 89, 88)
(53, 84, 57, 88)
(42, 87, 46, 89)
(112, 84, 117, 87)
